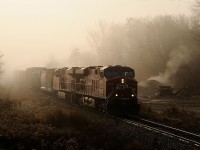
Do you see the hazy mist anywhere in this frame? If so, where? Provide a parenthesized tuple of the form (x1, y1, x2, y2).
(0, 0, 195, 86)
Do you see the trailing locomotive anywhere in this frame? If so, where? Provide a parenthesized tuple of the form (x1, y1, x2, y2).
(25, 65, 140, 114)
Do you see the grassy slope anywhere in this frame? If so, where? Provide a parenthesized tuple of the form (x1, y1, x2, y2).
(1, 84, 198, 149)
(0, 85, 147, 150)
(140, 101, 200, 133)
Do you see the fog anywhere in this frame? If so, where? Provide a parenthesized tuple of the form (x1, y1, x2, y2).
(65, 14, 200, 94)
(0, 0, 195, 86)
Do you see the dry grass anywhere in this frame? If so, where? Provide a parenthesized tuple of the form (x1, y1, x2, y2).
(43, 108, 89, 128)
(0, 86, 149, 150)
(140, 103, 200, 132)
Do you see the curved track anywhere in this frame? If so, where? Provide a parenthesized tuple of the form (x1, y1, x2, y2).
(75, 103, 200, 148)
(121, 115, 200, 148)
(74, 101, 200, 148)
(42, 92, 200, 148)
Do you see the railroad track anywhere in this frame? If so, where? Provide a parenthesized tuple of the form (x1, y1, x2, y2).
(121, 115, 200, 148)
(74, 104, 200, 148)
(73, 102, 200, 148)
(41, 92, 200, 148)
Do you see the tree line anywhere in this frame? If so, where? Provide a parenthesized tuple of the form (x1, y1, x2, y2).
(1, 1, 200, 94)
(70, 1, 200, 94)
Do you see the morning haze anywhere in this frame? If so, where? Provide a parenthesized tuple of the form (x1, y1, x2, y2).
(0, 0, 193, 82)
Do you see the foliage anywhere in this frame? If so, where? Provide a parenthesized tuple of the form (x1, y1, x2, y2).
(140, 103, 200, 132)
(192, 0, 200, 20)
(0, 88, 149, 150)
(0, 51, 3, 78)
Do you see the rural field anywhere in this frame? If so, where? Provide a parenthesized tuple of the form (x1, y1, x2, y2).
(139, 97, 200, 133)
(0, 84, 199, 150)
(0, 84, 148, 150)
(1, 0, 200, 149)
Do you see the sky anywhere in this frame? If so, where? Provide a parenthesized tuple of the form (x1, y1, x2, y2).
(0, 0, 194, 79)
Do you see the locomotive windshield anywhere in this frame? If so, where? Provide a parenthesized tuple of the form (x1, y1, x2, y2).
(104, 71, 134, 77)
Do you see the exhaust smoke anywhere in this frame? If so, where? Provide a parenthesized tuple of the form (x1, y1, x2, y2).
(148, 45, 192, 85)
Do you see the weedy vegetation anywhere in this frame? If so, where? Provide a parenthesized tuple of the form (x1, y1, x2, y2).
(140, 102, 200, 133)
(0, 86, 149, 150)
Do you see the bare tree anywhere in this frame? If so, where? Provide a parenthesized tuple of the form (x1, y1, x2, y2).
(191, 0, 200, 30)
(0, 51, 4, 78)
(192, 0, 200, 17)
(87, 20, 126, 65)
(87, 16, 200, 94)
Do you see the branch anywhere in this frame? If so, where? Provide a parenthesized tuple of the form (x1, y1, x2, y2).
(192, 0, 200, 16)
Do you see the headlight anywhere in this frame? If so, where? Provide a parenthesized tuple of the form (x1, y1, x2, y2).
(131, 94, 134, 97)
(121, 79, 124, 84)
(115, 94, 118, 97)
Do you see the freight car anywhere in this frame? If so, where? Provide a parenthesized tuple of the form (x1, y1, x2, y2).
(25, 65, 140, 114)
(26, 67, 46, 89)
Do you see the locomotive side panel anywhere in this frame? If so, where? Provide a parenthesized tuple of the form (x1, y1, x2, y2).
(99, 79, 106, 98)
(64, 68, 75, 92)
(53, 68, 67, 97)
(40, 71, 47, 91)
(84, 67, 105, 98)
(84, 76, 92, 96)
(46, 69, 55, 92)
(40, 69, 55, 92)
(53, 75, 59, 92)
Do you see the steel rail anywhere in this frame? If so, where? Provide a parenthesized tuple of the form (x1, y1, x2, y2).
(40, 92, 200, 148)
(122, 117, 200, 148)
(132, 116, 200, 139)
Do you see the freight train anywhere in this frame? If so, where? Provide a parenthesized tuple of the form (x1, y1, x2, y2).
(23, 65, 140, 114)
